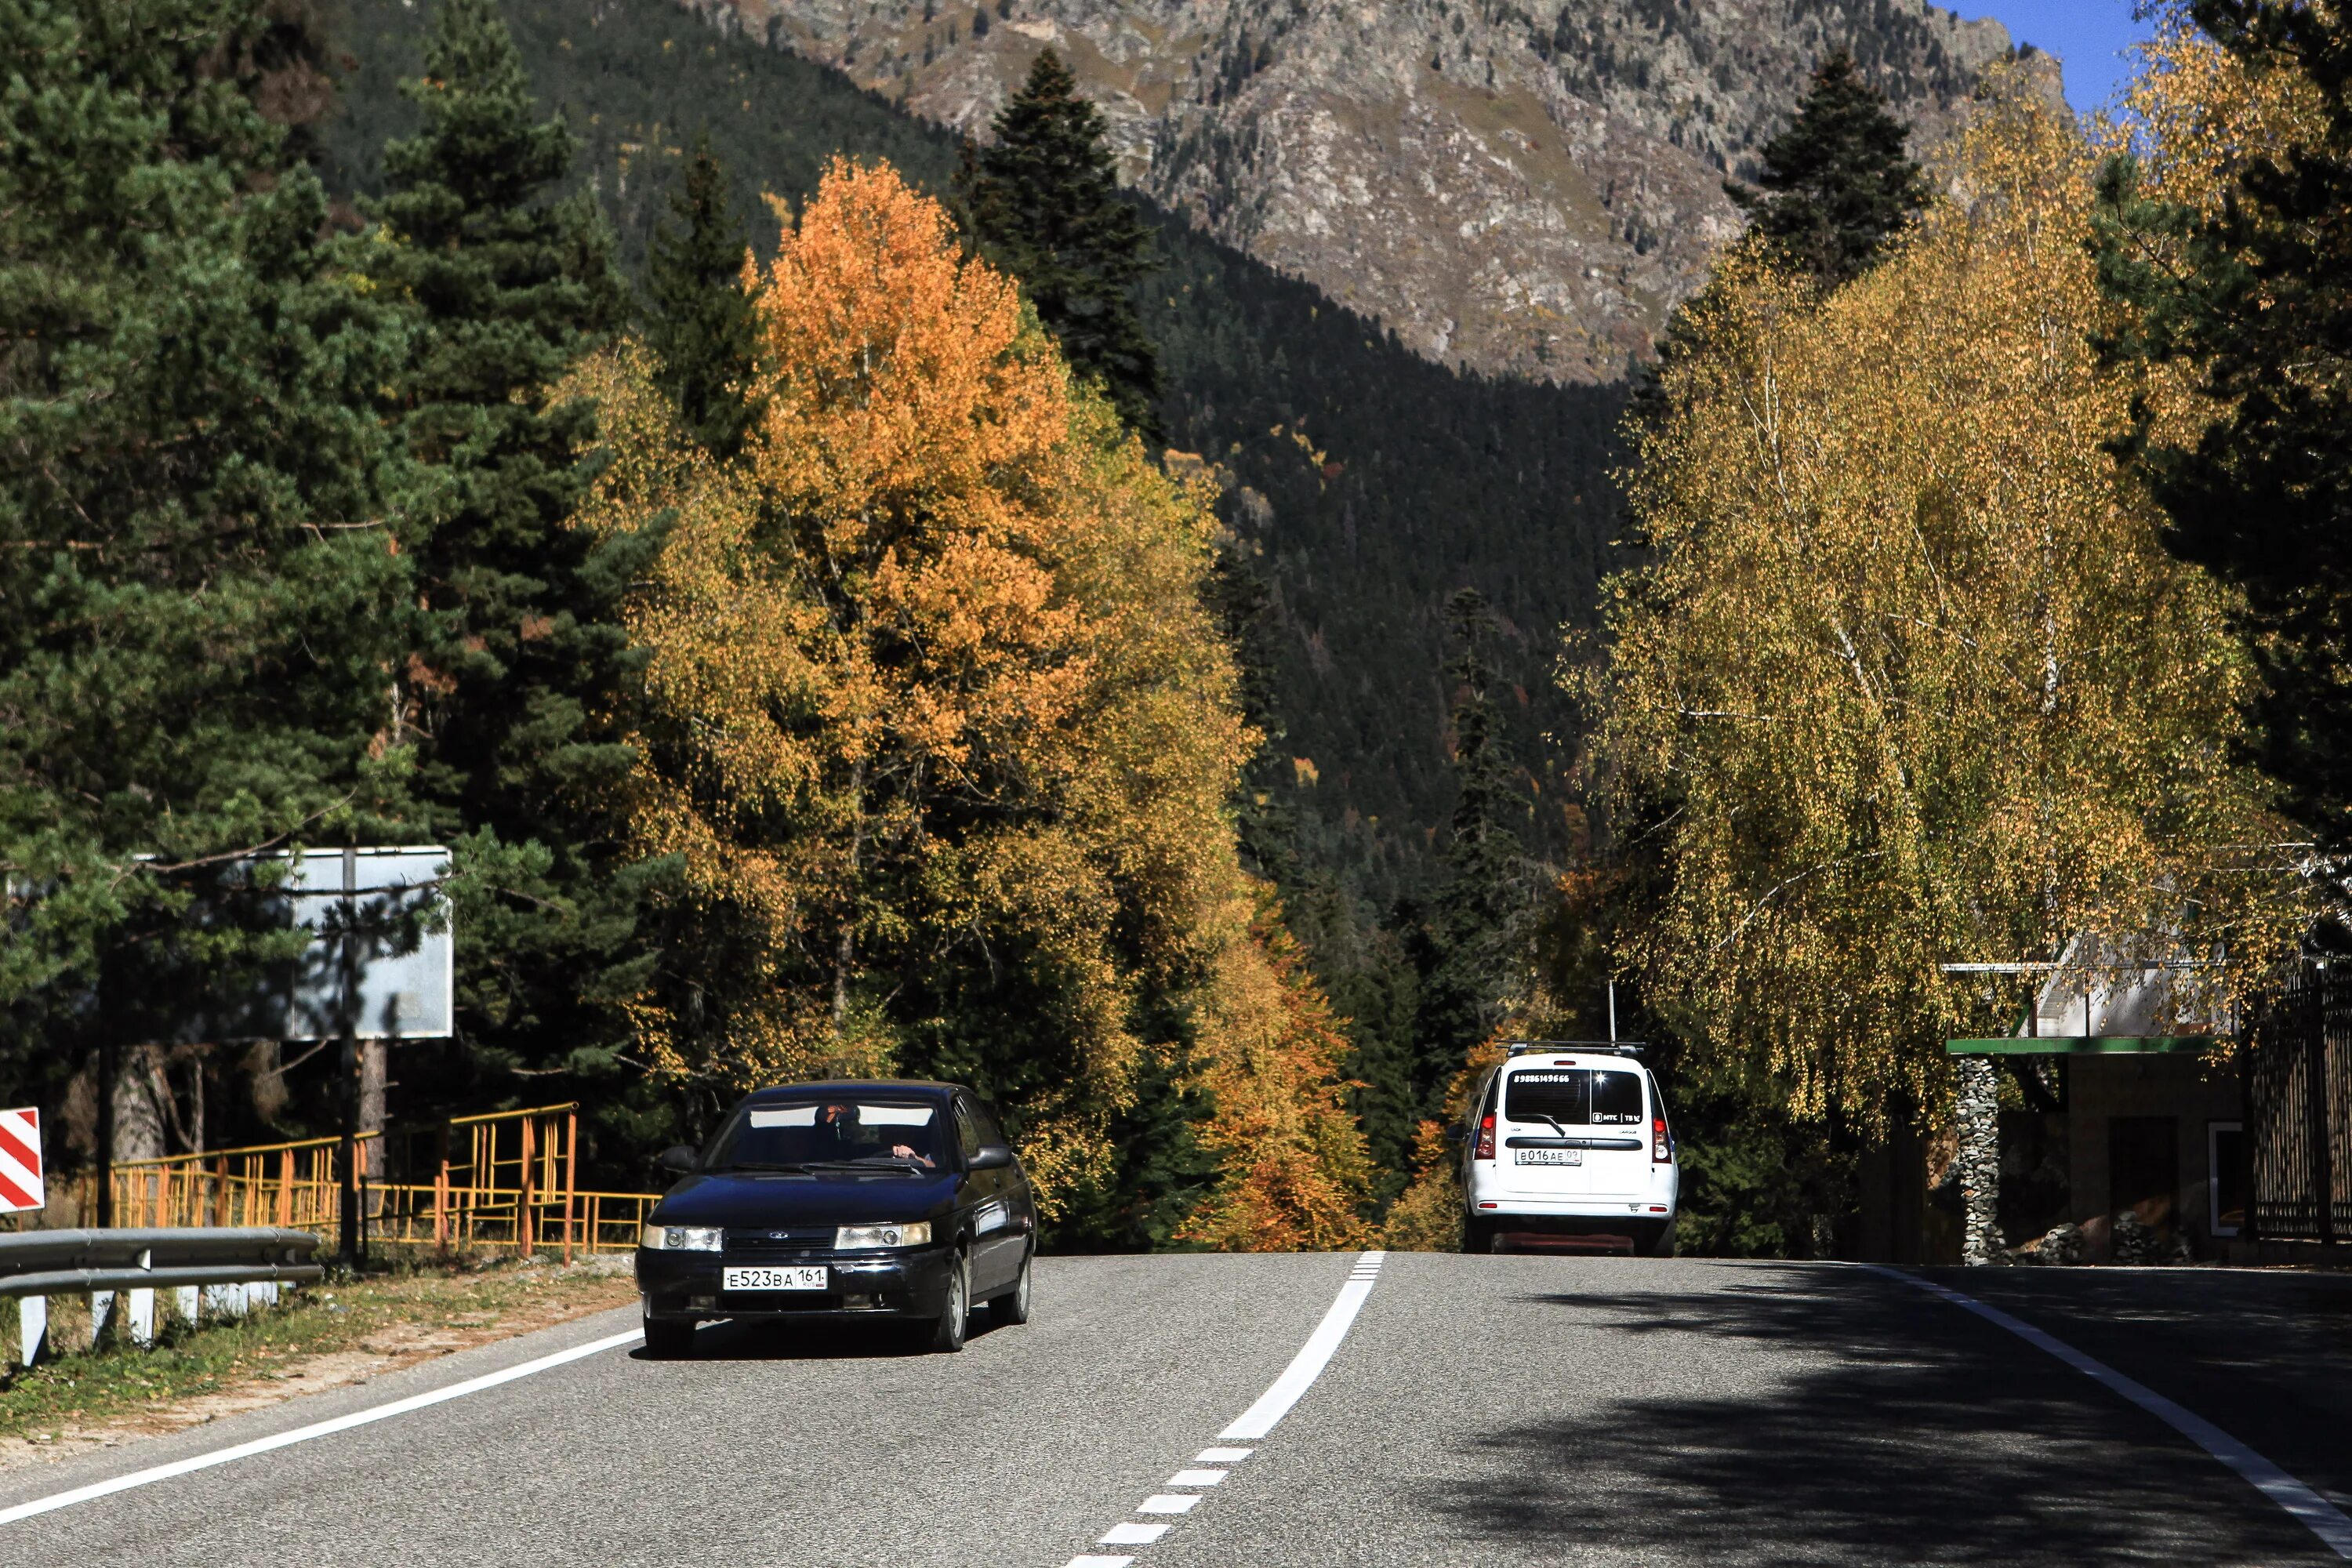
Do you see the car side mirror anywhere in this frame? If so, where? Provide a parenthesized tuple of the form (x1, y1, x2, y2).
(968, 1144, 1014, 1171)
(1443, 1123, 1465, 1145)
(657, 1145, 697, 1174)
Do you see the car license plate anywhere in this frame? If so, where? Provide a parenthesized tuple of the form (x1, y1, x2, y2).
(1515, 1149, 1582, 1166)
(722, 1265, 828, 1292)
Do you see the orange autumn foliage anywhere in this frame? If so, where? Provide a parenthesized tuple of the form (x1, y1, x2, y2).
(572, 159, 1370, 1241)
(1179, 895, 1374, 1253)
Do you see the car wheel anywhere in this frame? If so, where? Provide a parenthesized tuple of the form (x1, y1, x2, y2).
(1461, 1216, 1494, 1255)
(989, 1247, 1033, 1328)
(928, 1251, 970, 1353)
(1636, 1218, 1678, 1258)
(642, 1316, 695, 1359)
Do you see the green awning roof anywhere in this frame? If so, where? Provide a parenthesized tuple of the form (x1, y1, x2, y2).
(1944, 1036, 2223, 1057)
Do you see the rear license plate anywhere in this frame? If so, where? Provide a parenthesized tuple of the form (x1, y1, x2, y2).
(722, 1265, 828, 1292)
(1515, 1149, 1582, 1166)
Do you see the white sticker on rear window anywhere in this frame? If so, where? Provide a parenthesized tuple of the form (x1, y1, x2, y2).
(858, 1105, 935, 1127)
(749, 1105, 818, 1127)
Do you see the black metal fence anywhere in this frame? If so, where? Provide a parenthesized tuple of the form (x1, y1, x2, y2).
(2248, 965, 2351, 1243)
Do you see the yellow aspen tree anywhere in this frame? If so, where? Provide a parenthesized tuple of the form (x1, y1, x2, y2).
(1592, 70, 2307, 1130)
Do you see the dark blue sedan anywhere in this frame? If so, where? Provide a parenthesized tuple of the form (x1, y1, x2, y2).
(634, 1080, 1037, 1356)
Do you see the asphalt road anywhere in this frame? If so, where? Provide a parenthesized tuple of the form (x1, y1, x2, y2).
(4, 1253, 2349, 1566)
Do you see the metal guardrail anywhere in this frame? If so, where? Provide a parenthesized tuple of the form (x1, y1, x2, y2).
(2, 1226, 322, 1367)
(0, 1227, 323, 1297)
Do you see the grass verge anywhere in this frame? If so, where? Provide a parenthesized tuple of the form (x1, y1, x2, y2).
(0, 1257, 638, 1453)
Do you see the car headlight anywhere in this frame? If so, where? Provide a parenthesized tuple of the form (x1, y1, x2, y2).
(641, 1224, 724, 1251)
(835, 1221, 931, 1250)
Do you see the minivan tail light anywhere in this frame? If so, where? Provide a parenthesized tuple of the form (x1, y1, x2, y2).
(1652, 1115, 1671, 1163)
(1475, 1112, 1497, 1162)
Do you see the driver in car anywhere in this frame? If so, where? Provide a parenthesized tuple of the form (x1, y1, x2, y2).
(816, 1102, 935, 1167)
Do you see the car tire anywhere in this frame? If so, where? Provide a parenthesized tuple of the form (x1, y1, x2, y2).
(1636, 1218, 1678, 1258)
(1461, 1216, 1494, 1255)
(989, 1247, 1033, 1328)
(641, 1316, 695, 1359)
(928, 1251, 970, 1353)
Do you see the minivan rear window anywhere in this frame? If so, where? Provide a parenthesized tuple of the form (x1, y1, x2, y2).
(1504, 1068, 1645, 1126)
(1592, 1069, 1645, 1125)
(1504, 1070, 1588, 1123)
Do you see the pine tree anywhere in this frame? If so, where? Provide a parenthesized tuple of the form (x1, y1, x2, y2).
(642, 128, 758, 456)
(1410, 588, 1527, 1118)
(2095, 2, 2352, 852)
(0, 0, 414, 1116)
(1730, 49, 1928, 288)
(956, 49, 1162, 435)
(368, 0, 659, 1093)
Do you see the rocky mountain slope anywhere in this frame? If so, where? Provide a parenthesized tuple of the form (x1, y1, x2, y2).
(683, 0, 2031, 382)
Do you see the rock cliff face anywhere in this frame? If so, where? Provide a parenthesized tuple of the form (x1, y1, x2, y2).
(684, 0, 2034, 383)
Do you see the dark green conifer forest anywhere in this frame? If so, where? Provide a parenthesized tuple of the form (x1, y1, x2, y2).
(1726, 47, 1929, 287)
(956, 49, 1164, 437)
(317, 0, 1629, 924)
(2094, 0, 2352, 858)
(360, 0, 674, 1145)
(314, 0, 1629, 1189)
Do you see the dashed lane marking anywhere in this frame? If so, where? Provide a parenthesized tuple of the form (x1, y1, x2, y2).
(1138, 1494, 1201, 1515)
(1873, 1266, 2352, 1560)
(1065, 1250, 1385, 1567)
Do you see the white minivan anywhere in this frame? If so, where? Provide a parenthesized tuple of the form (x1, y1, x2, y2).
(1457, 1044, 1678, 1254)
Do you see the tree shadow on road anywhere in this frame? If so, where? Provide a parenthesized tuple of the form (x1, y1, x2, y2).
(627, 1312, 1011, 1362)
(1432, 1265, 2326, 1566)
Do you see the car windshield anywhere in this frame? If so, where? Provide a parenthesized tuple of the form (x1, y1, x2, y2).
(705, 1101, 945, 1171)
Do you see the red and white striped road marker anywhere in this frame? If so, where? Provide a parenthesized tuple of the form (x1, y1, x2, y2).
(0, 1107, 43, 1214)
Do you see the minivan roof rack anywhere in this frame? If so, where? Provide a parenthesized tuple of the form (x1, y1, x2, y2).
(1504, 1040, 1645, 1056)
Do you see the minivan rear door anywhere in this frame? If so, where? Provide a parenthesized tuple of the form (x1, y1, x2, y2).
(1582, 1067, 1650, 1195)
(1500, 1067, 1592, 1195)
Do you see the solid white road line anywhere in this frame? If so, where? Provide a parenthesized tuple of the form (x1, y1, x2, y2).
(1221, 1249, 1385, 1441)
(0, 1326, 645, 1529)
(1876, 1268, 2352, 1560)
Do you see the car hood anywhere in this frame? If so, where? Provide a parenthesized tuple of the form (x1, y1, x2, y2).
(650, 1170, 960, 1229)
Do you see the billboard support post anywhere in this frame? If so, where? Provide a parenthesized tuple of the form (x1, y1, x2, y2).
(95, 1036, 115, 1231)
(337, 847, 361, 1272)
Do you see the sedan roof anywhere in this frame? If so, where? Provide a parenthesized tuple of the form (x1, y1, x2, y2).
(742, 1080, 961, 1102)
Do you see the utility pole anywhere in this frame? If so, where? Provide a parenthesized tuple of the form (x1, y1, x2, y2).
(337, 847, 361, 1272)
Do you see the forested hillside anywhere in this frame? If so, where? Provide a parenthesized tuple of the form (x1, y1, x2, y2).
(318, 0, 1628, 918)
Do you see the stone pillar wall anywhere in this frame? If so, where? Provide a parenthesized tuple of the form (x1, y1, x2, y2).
(1956, 1054, 2001, 1264)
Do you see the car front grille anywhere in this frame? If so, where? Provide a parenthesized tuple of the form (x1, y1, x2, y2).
(724, 1226, 834, 1260)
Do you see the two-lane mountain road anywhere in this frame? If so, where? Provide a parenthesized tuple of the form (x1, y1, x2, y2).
(5, 1252, 2349, 1566)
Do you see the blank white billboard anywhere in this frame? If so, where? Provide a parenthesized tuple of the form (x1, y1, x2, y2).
(278, 847, 454, 1041)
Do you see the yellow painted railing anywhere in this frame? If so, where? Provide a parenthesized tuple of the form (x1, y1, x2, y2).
(88, 1106, 662, 1260)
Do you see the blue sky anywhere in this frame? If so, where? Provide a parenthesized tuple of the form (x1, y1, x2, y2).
(1966, 2, 2160, 112)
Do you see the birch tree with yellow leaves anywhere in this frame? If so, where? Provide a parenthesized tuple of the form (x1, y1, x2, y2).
(571, 160, 1367, 1243)
(1592, 71, 2308, 1135)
